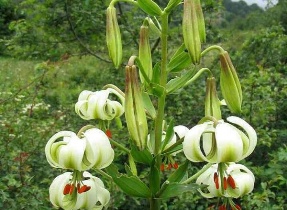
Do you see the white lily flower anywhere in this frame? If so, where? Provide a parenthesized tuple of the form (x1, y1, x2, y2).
(49, 171, 110, 210)
(45, 128, 114, 171)
(75, 88, 124, 121)
(196, 163, 255, 198)
(147, 125, 189, 154)
(183, 116, 257, 163)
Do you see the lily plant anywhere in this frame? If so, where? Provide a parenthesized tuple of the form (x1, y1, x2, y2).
(45, 0, 258, 209)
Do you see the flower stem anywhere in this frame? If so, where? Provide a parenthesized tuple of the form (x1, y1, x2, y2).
(181, 163, 213, 184)
(150, 11, 169, 210)
(109, 138, 130, 153)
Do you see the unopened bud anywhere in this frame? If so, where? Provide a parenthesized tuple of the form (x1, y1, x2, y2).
(125, 65, 148, 150)
(139, 25, 153, 84)
(220, 51, 242, 113)
(182, 0, 206, 64)
(137, 0, 162, 16)
(205, 77, 221, 119)
(106, 6, 122, 68)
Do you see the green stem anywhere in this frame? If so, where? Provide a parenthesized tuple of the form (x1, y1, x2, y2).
(150, 11, 169, 210)
(109, 138, 130, 153)
(201, 45, 225, 57)
(181, 163, 213, 184)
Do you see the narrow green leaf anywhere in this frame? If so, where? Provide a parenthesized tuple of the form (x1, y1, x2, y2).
(161, 120, 175, 152)
(113, 174, 151, 198)
(167, 44, 191, 72)
(142, 92, 156, 119)
(131, 145, 153, 165)
(158, 183, 199, 199)
(166, 68, 196, 94)
(149, 158, 160, 195)
(168, 160, 189, 183)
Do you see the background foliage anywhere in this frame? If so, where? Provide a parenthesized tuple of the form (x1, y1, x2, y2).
(0, 0, 287, 209)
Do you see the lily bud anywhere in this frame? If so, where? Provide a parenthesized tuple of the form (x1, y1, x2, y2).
(196, 163, 255, 198)
(49, 171, 110, 210)
(220, 51, 242, 113)
(106, 6, 122, 68)
(205, 77, 221, 119)
(145, 17, 161, 38)
(125, 65, 148, 150)
(139, 25, 153, 84)
(137, 0, 162, 16)
(45, 128, 114, 171)
(183, 116, 257, 163)
(182, 0, 206, 64)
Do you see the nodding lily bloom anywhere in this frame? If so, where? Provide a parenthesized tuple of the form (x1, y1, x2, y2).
(183, 116, 257, 163)
(147, 125, 189, 155)
(75, 88, 124, 121)
(196, 163, 255, 198)
(49, 171, 110, 210)
(45, 128, 114, 171)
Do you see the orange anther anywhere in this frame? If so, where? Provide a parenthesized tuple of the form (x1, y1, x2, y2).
(223, 177, 228, 190)
(173, 162, 179, 169)
(78, 185, 91, 194)
(213, 172, 219, 189)
(106, 130, 112, 138)
(227, 175, 236, 189)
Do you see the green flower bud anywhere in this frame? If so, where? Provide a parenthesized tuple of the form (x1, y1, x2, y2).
(220, 51, 242, 113)
(205, 77, 221, 119)
(106, 6, 122, 68)
(125, 65, 148, 150)
(137, 0, 162, 16)
(182, 0, 206, 64)
(139, 25, 153, 84)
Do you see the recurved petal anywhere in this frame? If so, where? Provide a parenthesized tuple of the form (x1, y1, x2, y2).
(49, 172, 72, 208)
(45, 131, 76, 168)
(183, 123, 210, 162)
(58, 136, 87, 170)
(213, 122, 243, 162)
(84, 128, 114, 169)
(174, 125, 189, 139)
(227, 116, 257, 159)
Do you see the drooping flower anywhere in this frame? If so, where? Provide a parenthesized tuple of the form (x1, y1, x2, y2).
(196, 163, 255, 198)
(45, 128, 114, 171)
(75, 88, 124, 121)
(183, 116, 257, 163)
(49, 171, 110, 210)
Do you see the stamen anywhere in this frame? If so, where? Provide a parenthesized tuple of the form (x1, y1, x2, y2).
(106, 129, 112, 138)
(167, 163, 172, 170)
(78, 185, 91, 194)
(160, 163, 165, 172)
(173, 162, 178, 169)
(223, 177, 228, 190)
(232, 204, 241, 210)
(213, 172, 219, 189)
(227, 175, 236, 189)
(63, 184, 75, 195)
(219, 204, 227, 210)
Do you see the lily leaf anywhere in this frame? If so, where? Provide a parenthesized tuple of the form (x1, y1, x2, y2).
(113, 174, 151, 198)
(131, 145, 153, 165)
(161, 119, 175, 152)
(167, 160, 189, 183)
(149, 158, 160, 195)
(142, 92, 156, 119)
(166, 68, 196, 94)
(158, 183, 199, 199)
